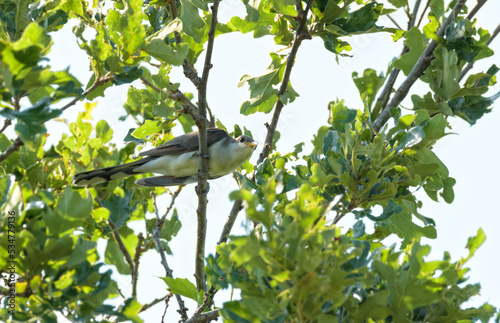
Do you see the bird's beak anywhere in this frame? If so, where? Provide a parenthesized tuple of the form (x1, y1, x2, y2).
(245, 141, 258, 149)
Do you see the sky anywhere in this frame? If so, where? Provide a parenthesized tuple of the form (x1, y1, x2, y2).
(17, 0, 500, 321)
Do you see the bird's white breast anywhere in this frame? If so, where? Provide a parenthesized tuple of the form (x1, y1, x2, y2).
(134, 152, 199, 177)
(133, 139, 253, 178)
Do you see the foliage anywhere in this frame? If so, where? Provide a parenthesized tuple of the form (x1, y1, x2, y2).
(0, 0, 499, 322)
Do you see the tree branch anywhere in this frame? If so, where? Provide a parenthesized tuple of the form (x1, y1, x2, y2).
(140, 295, 170, 313)
(466, 0, 487, 21)
(256, 0, 314, 165)
(185, 309, 220, 323)
(108, 220, 135, 281)
(186, 286, 218, 322)
(417, 0, 431, 28)
(218, 199, 244, 250)
(408, 0, 422, 30)
(165, 0, 202, 86)
(139, 76, 200, 116)
(189, 2, 315, 318)
(373, 0, 421, 121)
(0, 137, 24, 163)
(373, 0, 467, 132)
(0, 119, 12, 135)
(132, 232, 144, 297)
(61, 75, 113, 112)
(0, 75, 113, 163)
(192, 0, 221, 294)
(151, 190, 189, 320)
(458, 22, 499, 82)
(387, 14, 403, 30)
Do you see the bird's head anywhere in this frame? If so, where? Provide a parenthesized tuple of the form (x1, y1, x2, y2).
(236, 135, 258, 151)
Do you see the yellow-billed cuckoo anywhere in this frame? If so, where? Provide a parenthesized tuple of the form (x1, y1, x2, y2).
(73, 128, 258, 187)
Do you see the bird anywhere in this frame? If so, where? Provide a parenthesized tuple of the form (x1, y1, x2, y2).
(73, 128, 258, 187)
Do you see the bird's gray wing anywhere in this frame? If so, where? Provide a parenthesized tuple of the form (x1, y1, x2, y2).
(135, 175, 198, 187)
(139, 128, 229, 157)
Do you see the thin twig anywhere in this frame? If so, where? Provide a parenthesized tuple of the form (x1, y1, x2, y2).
(466, 0, 488, 21)
(132, 233, 144, 297)
(60, 75, 112, 112)
(0, 119, 12, 135)
(408, 0, 422, 30)
(161, 294, 173, 323)
(387, 14, 403, 30)
(0, 137, 23, 163)
(458, 23, 500, 82)
(161, 186, 183, 224)
(256, 0, 314, 165)
(140, 295, 168, 312)
(417, 0, 431, 28)
(186, 287, 218, 322)
(150, 191, 188, 320)
(373, 0, 467, 132)
(185, 309, 220, 323)
(108, 220, 135, 275)
(184, 179, 243, 323)
(193, 0, 221, 294)
(217, 199, 244, 251)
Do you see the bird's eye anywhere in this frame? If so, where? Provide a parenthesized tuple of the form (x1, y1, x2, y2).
(238, 137, 244, 143)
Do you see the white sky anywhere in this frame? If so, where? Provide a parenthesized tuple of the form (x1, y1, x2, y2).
(17, 0, 500, 321)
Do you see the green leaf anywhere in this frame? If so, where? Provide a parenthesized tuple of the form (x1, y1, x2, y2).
(103, 190, 138, 229)
(269, 0, 297, 16)
(387, 0, 406, 8)
(427, 46, 460, 100)
(239, 53, 284, 115)
(132, 120, 163, 139)
(367, 200, 402, 222)
(124, 128, 146, 145)
(95, 120, 113, 144)
(464, 228, 485, 262)
(440, 177, 455, 203)
(373, 242, 440, 321)
(280, 82, 300, 105)
(448, 94, 495, 125)
(144, 19, 188, 65)
(59, 0, 87, 17)
(1, 22, 52, 80)
(105, 0, 146, 60)
(394, 27, 425, 75)
(336, 3, 384, 34)
(328, 100, 357, 131)
(179, 0, 206, 43)
(43, 186, 93, 237)
(388, 211, 437, 247)
(312, 126, 330, 153)
(144, 41, 189, 66)
(352, 69, 384, 111)
(161, 213, 182, 241)
(105, 239, 132, 275)
(0, 0, 33, 41)
(113, 66, 143, 85)
(122, 298, 143, 323)
(322, 129, 339, 155)
(161, 277, 198, 300)
(319, 0, 346, 24)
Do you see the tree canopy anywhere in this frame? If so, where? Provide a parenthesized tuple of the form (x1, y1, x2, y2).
(0, 0, 499, 322)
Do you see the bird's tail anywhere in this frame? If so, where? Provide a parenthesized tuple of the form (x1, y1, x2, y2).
(73, 157, 153, 186)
